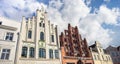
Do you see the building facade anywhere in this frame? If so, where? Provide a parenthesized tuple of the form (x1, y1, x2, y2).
(59, 24, 93, 64)
(0, 17, 21, 64)
(90, 41, 113, 64)
(15, 9, 61, 64)
(106, 46, 120, 64)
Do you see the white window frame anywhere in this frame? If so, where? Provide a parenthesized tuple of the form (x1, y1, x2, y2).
(5, 32, 14, 41)
(0, 49, 10, 60)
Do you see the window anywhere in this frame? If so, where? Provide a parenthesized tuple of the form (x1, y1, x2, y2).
(49, 49, 53, 59)
(51, 35, 54, 42)
(21, 47, 27, 57)
(102, 55, 104, 60)
(43, 23, 45, 27)
(39, 48, 46, 58)
(1, 49, 10, 60)
(97, 55, 99, 60)
(0, 21, 2, 25)
(111, 52, 115, 57)
(94, 55, 96, 60)
(99, 48, 102, 52)
(28, 30, 32, 39)
(5, 32, 14, 41)
(29, 47, 34, 58)
(55, 50, 59, 59)
(39, 23, 42, 27)
(40, 32, 44, 41)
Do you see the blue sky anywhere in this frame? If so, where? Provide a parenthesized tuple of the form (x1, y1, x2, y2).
(0, 0, 120, 48)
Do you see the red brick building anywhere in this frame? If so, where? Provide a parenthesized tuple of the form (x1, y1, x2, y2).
(59, 24, 93, 64)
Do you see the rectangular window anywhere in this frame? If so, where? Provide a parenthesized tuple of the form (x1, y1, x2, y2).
(49, 49, 53, 59)
(28, 30, 32, 39)
(39, 23, 42, 27)
(29, 47, 34, 58)
(39, 48, 46, 58)
(5, 32, 14, 41)
(0, 21, 2, 25)
(51, 35, 54, 42)
(1, 49, 10, 60)
(102, 55, 104, 60)
(21, 47, 27, 58)
(43, 23, 45, 27)
(55, 50, 59, 59)
(94, 55, 96, 60)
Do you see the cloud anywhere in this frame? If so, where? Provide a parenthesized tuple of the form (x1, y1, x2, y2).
(0, 0, 47, 21)
(104, 0, 110, 2)
(47, 0, 120, 48)
(47, 0, 90, 33)
(79, 5, 120, 47)
(0, 0, 120, 48)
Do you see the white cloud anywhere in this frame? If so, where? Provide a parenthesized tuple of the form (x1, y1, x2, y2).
(79, 5, 120, 47)
(98, 5, 119, 25)
(47, 0, 90, 33)
(104, 0, 110, 2)
(0, 0, 47, 21)
(47, 0, 120, 48)
(0, 0, 120, 48)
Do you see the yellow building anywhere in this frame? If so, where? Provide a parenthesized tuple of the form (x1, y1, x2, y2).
(90, 41, 113, 64)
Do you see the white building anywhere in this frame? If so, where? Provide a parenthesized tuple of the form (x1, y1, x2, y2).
(0, 17, 21, 64)
(15, 9, 61, 64)
(90, 41, 113, 64)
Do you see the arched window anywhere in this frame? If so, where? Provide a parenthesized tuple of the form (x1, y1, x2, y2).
(29, 47, 34, 58)
(28, 30, 32, 39)
(21, 47, 28, 57)
(40, 32, 44, 41)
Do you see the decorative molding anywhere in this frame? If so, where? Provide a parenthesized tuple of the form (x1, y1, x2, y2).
(0, 25, 17, 31)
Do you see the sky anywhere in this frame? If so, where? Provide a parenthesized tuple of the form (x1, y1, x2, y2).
(0, 0, 120, 48)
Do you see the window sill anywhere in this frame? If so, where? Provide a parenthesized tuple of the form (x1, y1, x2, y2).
(0, 39, 15, 42)
(48, 43, 57, 46)
(0, 59, 12, 61)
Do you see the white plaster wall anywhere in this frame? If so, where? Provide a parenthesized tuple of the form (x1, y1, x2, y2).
(0, 17, 21, 64)
(16, 9, 61, 64)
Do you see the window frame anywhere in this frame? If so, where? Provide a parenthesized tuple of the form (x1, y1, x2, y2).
(51, 35, 54, 42)
(5, 32, 14, 41)
(21, 46, 28, 58)
(55, 50, 59, 59)
(40, 32, 44, 41)
(39, 48, 46, 58)
(29, 47, 34, 58)
(28, 30, 32, 39)
(49, 49, 53, 59)
(1, 49, 10, 60)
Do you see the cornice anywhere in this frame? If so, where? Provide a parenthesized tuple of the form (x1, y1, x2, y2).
(0, 25, 17, 31)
